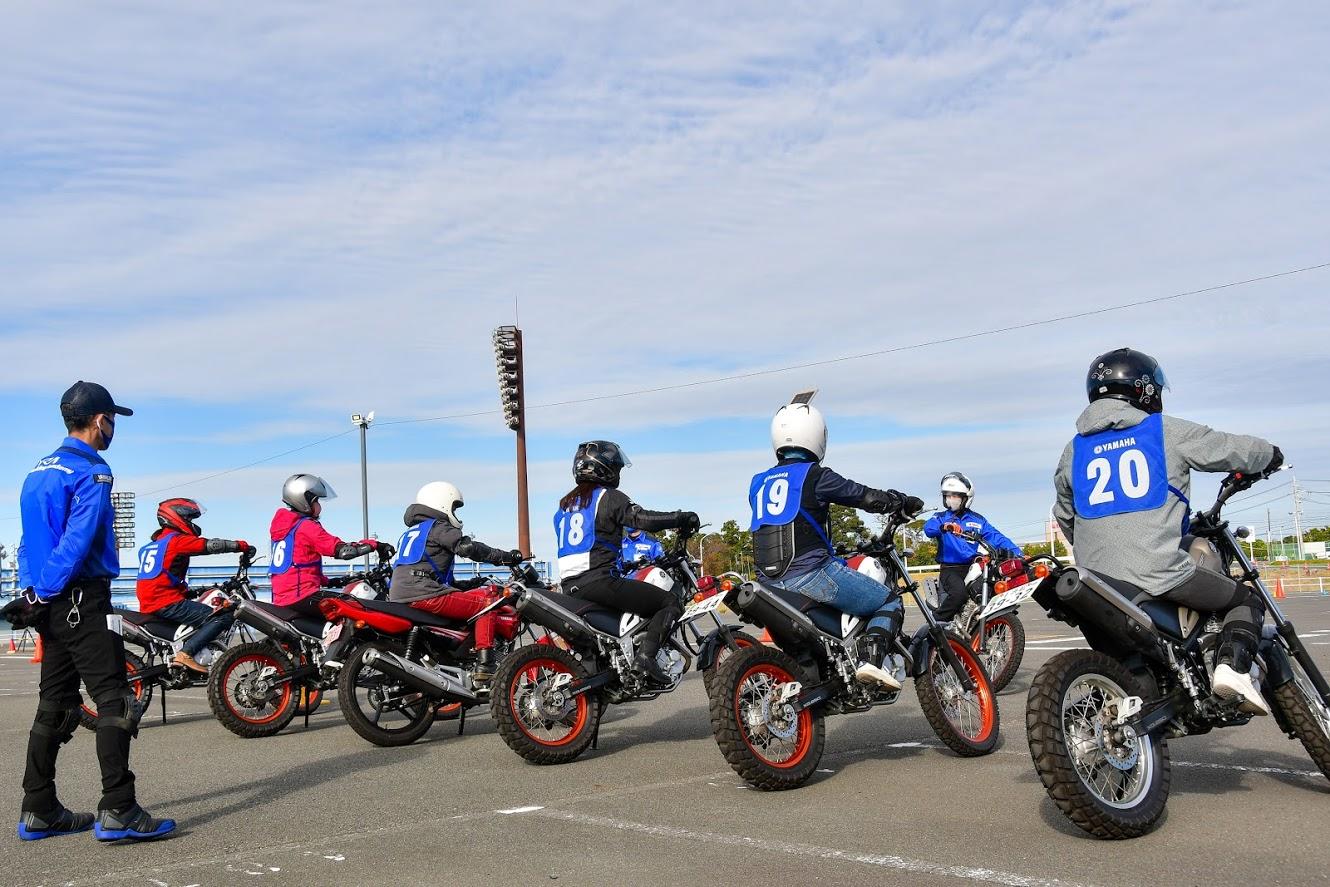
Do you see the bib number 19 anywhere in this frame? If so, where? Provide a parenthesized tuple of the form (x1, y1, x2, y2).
(754, 478, 789, 519)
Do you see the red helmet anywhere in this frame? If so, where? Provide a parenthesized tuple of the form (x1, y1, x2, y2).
(157, 498, 205, 536)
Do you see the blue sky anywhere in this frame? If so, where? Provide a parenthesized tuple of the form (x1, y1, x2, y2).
(3, 1, 1330, 569)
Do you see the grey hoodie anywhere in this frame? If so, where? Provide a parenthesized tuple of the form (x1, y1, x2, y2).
(1053, 399, 1273, 594)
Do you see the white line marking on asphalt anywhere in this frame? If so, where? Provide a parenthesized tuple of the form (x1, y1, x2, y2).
(531, 809, 1099, 887)
(1021, 646, 1088, 651)
(1025, 635, 1085, 644)
(886, 741, 925, 748)
(497, 805, 545, 815)
(1173, 760, 1324, 778)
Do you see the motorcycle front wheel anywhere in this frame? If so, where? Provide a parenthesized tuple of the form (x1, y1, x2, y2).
(915, 631, 1000, 756)
(1027, 650, 1169, 839)
(971, 613, 1025, 692)
(709, 645, 825, 791)
(1271, 657, 1330, 781)
(208, 641, 300, 738)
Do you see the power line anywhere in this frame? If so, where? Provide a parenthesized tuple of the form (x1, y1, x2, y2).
(129, 259, 1330, 493)
(144, 429, 356, 496)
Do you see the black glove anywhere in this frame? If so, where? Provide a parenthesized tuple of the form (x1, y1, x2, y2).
(901, 495, 925, 516)
(679, 512, 701, 534)
(375, 541, 396, 560)
(326, 575, 350, 589)
(243, 544, 258, 558)
(502, 549, 524, 567)
(1265, 445, 1284, 475)
(2, 590, 48, 631)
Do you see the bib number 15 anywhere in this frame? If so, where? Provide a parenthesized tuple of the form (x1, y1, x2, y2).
(1086, 450, 1151, 505)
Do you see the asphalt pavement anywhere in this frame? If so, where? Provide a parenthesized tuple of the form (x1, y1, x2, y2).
(2, 596, 1330, 886)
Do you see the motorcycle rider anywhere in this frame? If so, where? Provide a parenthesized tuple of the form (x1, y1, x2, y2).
(617, 528, 665, 575)
(923, 473, 1023, 622)
(555, 441, 699, 685)
(387, 482, 524, 681)
(1053, 347, 1282, 714)
(268, 474, 391, 613)
(134, 499, 255, 673)
(748, 392, 924, 690)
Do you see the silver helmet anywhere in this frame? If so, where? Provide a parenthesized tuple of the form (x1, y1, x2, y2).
(282, 473, 337, 514)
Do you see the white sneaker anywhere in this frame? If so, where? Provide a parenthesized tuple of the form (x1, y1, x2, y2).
(854, 661, 902, 691)
(1213, 663, 1271, 716)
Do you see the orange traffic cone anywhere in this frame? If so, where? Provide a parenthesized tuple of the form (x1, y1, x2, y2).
(1274, 578, 1287, 600)
(759, 628, 773, 644)
(29, 634, 43, 664)
(6, 635, 17, 654)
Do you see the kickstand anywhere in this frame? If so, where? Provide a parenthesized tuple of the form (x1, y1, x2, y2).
(303, 690, 311, 730)
(159, 689, 167, 725)
(457, 706, 467, 736)
(591, 723, 599, 750)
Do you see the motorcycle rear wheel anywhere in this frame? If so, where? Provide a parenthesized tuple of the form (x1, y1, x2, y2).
(1027, 650, 1169, 839)
(208, 641, 300, 738)
(972, 613, 1025, 693)
(709, 645, 825, 791)
(338, 641, 436, 747)
(1272, 659, 1330, 781)
(79, 651, 151, 731)
(492, 643, 600, 764)
(916, 631, 1000, 756)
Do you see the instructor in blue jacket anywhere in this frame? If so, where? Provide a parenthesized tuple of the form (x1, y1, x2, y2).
(923, 471, 1022, 622)
(16, 382, 175, 842)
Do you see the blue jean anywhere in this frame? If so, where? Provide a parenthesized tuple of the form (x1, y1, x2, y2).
(770, 558, 903, 635)
(154, 600, 234, 657)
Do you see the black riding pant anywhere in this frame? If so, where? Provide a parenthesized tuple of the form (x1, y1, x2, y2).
(566, 571, 681, 658)
(22, 579, 137, 814)
(935, 564, 974, 622)
(1140, 565, 1264, 632)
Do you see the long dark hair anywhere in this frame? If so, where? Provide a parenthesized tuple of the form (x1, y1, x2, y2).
(559, 481, 601, 512)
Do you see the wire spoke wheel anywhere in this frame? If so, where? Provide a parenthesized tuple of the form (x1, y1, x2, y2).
(916, 632, 999, 756)
(492, 643, 599, 764)
(338, 642, 436, 747)
(208, 642, 299, 738)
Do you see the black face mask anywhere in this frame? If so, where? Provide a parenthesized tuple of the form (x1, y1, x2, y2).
(98, 415, 115, 447)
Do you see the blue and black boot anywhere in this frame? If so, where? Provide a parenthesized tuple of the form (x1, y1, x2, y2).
(94, 804, 176, 842)
(18, 806, 95, 841)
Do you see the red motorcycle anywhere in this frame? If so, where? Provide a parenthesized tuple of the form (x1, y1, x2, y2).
(317, 567, 530, 747)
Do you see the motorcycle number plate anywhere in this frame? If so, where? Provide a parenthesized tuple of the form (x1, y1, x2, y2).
(681, 593, 726, 622)
(323, 621, 343, 645)
(978, 584, 1037, 620)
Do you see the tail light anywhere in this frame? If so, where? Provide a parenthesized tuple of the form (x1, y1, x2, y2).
(697, 576, 717, 593)
(998, 557, 1026, 578)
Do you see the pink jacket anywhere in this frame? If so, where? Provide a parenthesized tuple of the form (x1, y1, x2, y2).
(268, 508, 347, 606)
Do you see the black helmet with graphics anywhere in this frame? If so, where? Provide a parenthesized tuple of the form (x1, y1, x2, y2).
(1086, 347, 1168, 414)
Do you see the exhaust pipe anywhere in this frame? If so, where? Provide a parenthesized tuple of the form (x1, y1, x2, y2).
(732, 583, 819, 644)
(361, 648, 477, 703)
(515, 590, 598, 641)
(233, 600, 305, 645)
(1055, 567, 1160, 654)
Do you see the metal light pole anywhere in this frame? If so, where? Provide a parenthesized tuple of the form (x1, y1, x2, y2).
(493, 327, 531, 557)
(352, 411, 374, 569)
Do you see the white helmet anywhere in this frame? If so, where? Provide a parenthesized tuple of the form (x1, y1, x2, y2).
(940, 472, 973, 513)
(282, 474, 337, 514)
(770, 393, 827, 461)
(415, 481, 464, 529)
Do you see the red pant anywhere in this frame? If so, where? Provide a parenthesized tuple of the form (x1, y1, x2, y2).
(410, 588, 499, 649)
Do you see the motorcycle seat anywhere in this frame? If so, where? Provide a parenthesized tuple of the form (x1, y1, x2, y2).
(358, 598, 468, 630)
(1087, 569, 1201, 641)
(115, 607, 181, 641)
(247, 600, 327, 639)
(532, 589, 634, 636)
(765, 585, 855, 640)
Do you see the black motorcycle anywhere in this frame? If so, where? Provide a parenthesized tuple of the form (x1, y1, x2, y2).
(80, 553, 263, 730)
(206, 555, 392, 738)
(708, 505, 1002, 791)
(1026, 465, 1330, 838)
(490, 528, 751, 765)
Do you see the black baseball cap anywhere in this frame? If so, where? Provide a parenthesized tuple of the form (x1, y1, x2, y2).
(60, 381, 134, 419)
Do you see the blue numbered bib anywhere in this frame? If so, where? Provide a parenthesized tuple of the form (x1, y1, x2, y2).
(270, 517, 311, 576)
(394, 518, 454, 585)
(137, 532, 183, 585)
(748, 462, 835, 553)
(1071, 413, 1170, 519)
(554, 487, 616, 577)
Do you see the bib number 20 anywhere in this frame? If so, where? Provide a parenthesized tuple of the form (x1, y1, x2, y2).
(1086, 450, 1151, 505)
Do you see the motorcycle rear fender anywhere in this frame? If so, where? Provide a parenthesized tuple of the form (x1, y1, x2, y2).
(695, 628, 744, 673)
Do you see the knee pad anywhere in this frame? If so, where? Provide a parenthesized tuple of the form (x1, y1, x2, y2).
(866, 605, 904, 639)
(94, 694, 141, 736)
(33, 699, 81, 745)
